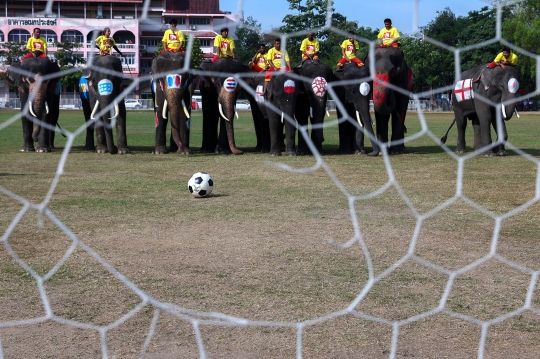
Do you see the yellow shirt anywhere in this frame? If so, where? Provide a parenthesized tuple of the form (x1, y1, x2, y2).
(27, 37, 47, 53)
(266, 47, 290, 69)
(340, 39, 360, 59)
(300, 38, 320, 55)
(378, 27, 400, 46)
(494, 52, 518, 65)
(162, 29, 185, 50)
(95, 35, 116, 55)
(214, 35, 235, 57)
(254, 53, 267, 69)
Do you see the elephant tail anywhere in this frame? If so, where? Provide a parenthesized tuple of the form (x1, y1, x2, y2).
(440, 119, 456, 145)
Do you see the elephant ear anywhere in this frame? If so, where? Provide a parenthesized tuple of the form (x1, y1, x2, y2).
(480, 67, 493, 91)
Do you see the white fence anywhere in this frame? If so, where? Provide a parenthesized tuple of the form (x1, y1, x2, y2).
(326, 99, 453, 112)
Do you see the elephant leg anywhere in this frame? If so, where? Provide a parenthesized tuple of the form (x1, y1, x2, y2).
(95, 119, 108, 153)
(217, 117, 232, 154)
(295, 94, 311, 155)
(338, 116, 355, 154)
(375, 112, 390, 150)
(389, 111, 405, 155)
(81, 100, 95, 151)
(115, 111, 130, 154)
(455, 115, 467, 153)
(363, 119, 380, 156)
(104, 119, 117, 154)
(491, 116, 507, 156)
(19, 93, 35, 152)
(154, 102, 169, 154)
(267, 112, 283, 156)
(284, 117, 297, 156)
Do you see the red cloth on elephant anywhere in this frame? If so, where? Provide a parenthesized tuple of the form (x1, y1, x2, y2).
(337, 57, 364, 66)
(264, 67, 291, 82)
(161, 48, 185, 54)
(21, 53, 47, 61)
(377, 43, 399, 48)
(487, 62, 497, 68)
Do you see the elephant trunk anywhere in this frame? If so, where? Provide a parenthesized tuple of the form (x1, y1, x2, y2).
(219, 88, 243, 155)
(96, 97, 117, 154)
(165, 89, 190, 153)
(372, 73, 396, 115)
(27, 76, 49, 120)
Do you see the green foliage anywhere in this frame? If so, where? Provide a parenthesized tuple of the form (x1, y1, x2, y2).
(234, 16, 265, 65)
(279, 0, 377, 68)
(53, 40, 86, 88)
(0, 41, 27, 64)
(188, 37, 204, 69)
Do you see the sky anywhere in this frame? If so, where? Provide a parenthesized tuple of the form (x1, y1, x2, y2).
(219, 0, 495, 34)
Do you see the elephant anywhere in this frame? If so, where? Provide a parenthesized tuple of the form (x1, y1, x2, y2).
(7, 58, 61, 152)
(82, 55, 129, 154)
(293, 60, 333, 155)
(152, 51, 193, 154)
(198, 58, 248, 155)
(364, 46, 412, 155)
(252, 72, 300, 156)
(448, 64, 519, 156)
(333, 62, 379, 156)
(247, 73, 271, 153)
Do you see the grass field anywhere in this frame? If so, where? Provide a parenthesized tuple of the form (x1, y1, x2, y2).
(1, 109, 540, 358)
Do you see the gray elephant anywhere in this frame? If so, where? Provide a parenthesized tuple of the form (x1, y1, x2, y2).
(293, 60, 333, 155)
(448, 64, 519, 156)
(82, 55, 129, 154)
(152, 51, 192, 154)
(334, 62, 379, 156)
(199, 58, 247, 155)
(7, 58, 61, 152)
(364, 47, 412, 155)
(262, 71, 300, 156)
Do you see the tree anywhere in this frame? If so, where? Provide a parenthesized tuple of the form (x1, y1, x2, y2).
(53, 39, 86, 89)
(234, 16, 265, 64)
(502, 0, 540, 91)
(0, 41, 27, 65)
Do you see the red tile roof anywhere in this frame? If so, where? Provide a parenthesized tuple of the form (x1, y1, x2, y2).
(165, 0, 222, 14)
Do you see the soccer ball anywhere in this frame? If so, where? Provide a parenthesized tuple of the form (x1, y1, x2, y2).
(188, 172, 214, 197)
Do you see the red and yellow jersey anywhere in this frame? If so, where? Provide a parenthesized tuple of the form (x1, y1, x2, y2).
(214, 35, 235, 57)
(378, 27, 400, 46)
(254, 53, 268, 69)
(95, 35, 116, 54)
(27, 36, 47, 53)
(494, 51, 518, 65)
(162, 29, 185, 50)
(341, 39, 360, 59)
(300, 38, 319, 55)
(266, 47, 290, 69)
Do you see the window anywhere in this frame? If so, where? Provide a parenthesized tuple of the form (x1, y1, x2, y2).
(8, 29, 31, 42)
(115, 53, 135, 66)
(40, 30, 57, 45)
(200, 39, 211, 47)
(190, 18, 210, 25)
(141, 38, 159, 46)
(61, 30, 84, 45)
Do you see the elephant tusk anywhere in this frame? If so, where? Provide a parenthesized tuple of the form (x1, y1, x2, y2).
(501, 104, 507, 119)
(162, 99, 168, 119)
(235, 110, 239, 119)
(356, 111, 363, 127)
(326, 110, 330, 118)
(281, 112, 284, 123)
(29, 100, 38, 118)
(45, 103, 49, 115)
(310, 107, 313, 119)
(182, 99, 190, 119)
(90, 100, 100, 120)
(219, 103, 230, 122)
(109, 101, 119, 120)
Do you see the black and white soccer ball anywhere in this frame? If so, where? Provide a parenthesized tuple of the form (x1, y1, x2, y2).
(188, 172, 214, 197)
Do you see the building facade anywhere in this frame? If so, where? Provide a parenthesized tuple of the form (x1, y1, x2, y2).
(0, 0, 238, 103)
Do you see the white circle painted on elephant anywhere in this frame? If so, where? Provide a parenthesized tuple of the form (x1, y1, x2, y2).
(508, 78, 519, 94)
(312, 76, 327, 97)
(284, 80, 295, 94)
(167, 74, 182, 89)
(359, 82, 370, 96)
(97, 79, 113, 96)
(224, 77, 237, 92)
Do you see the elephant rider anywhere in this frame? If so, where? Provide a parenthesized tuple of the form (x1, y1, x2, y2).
(487, 46, 518, 70)
(248, 43, 268, 72)
(300, 32, 320, 64)
(162, 18, 185, 53)
(212, 27, 235, 62)
(95, 28, 124, 56)
(336, 31, 363, 71)
(377, 18, 401, 48)
(21, 28, 48, 61)
(264, 38, 292, 94)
